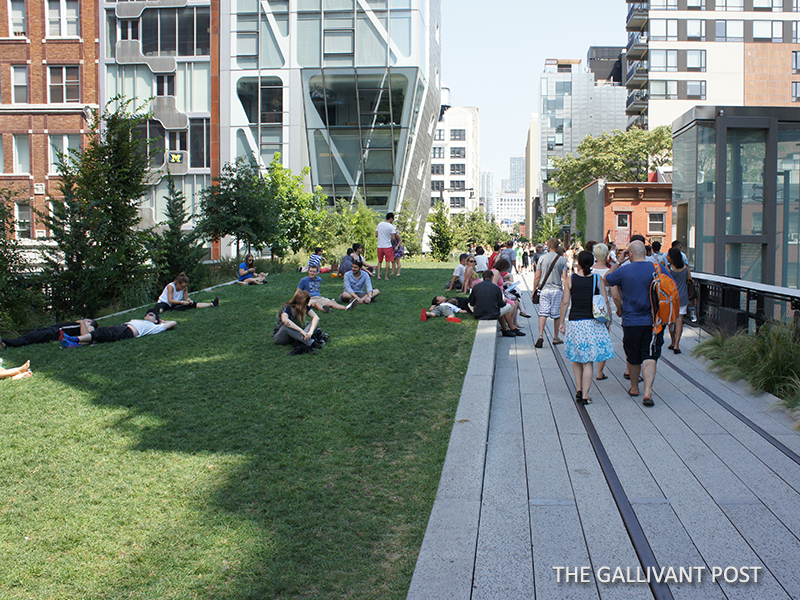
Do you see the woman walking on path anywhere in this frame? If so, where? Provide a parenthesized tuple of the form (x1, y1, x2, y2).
(559, 251, 615, 405)
(667, 247, 691, 354)
(591, 243, 614, 381)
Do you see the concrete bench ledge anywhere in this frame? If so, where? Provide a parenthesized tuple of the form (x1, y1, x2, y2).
(406, 319, 498, 600)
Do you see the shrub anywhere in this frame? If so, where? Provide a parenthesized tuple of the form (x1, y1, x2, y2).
(693, 322, 800, 409)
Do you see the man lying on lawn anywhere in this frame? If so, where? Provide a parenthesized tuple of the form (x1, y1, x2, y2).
(60, 310, 176, 348)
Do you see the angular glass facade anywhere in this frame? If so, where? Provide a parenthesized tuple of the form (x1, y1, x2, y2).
(673, 106, 800, 287)
(221, 0, 440, 218)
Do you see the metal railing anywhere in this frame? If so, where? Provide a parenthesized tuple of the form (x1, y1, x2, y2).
(692, 272, 800, 334)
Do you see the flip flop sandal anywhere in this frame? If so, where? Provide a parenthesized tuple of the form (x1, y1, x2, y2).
(596, 375, 608, 380)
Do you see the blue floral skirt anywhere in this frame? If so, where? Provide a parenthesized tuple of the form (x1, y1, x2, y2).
(565, 319, 615, 364)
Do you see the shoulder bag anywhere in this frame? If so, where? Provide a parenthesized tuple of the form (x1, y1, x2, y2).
(591, 273, 610, 323)
(532, 255, 558, 304)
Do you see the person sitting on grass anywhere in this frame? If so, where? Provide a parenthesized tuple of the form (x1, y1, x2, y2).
(1, 319, 97, 349)
(446, 253, 470, 292)
(273, 289, 321, 356)
(421, 296, 468, 323)
(340, 260, 380, 308)
(351, 243, 376, 276)
(468, 270, 524, 337)
(60, 310, 176, 348)
(0, 359, 32, 379)
(308, 247, 331, 273)
(297, 265, 350, 312)
(338, 248, 355, 277)
(238, 253, 267, 285)
(155, 273, 218, 313)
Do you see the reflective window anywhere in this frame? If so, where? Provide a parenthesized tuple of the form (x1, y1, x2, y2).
(650, 19, 678, 40)
(687, 50, 706, 71)
(15, 203, 31, 239)
(10, 0, 26, 36)
(450, 147, 465, 159)
(687, 19, 706, 40)
(650, 80, 678, 99)
(725, 128, 766, 237)
(686, 80, 706, 99)
(187, 126, 211, 167)
(47, 0, 79, 37)
(450, 164, 465, 175)
(650, 50, 677, 72)
(49, 133, 80, 173)
(142, 8, 209, 57)
(450, 129, 466, 141)
(49, 66, 80, 103)
(431, 163, 443, 175)
(12, 65, 27, 103)
(434, 129, 444, 140)
(13, 134, 29, 173)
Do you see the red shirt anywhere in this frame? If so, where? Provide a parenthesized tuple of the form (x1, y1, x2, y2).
(488, 252, 499, 270)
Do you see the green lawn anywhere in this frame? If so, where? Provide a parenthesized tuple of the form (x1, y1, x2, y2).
(0, 262, 475, 600)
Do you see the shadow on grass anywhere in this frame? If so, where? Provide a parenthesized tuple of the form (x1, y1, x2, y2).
(3, 262, 477, 599)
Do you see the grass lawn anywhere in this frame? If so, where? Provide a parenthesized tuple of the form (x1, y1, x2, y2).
(0, 261, 477, 600)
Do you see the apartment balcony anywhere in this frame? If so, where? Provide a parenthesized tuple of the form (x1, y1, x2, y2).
(625, 90, 649, 115)
(625, 60, 649, 88)
(626, 2, 648, 32)
(626, 31, 648, 61)
(627, 113, 648, 130)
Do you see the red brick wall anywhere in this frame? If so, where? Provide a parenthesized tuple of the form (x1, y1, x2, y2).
(0, 0, 98, 240)
(602, 183, 673, 249)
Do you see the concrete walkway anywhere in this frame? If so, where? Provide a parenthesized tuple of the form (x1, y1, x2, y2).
(408, 272, 800, 600)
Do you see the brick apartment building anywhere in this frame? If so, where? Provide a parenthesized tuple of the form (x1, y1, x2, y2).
(0, 0, 98, 241)
(583, 179, 673, 248)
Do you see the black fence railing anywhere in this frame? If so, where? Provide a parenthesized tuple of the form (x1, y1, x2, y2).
(692, 272, 800, 335)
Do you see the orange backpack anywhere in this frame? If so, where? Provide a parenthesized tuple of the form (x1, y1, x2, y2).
(650, 262, 680, 337)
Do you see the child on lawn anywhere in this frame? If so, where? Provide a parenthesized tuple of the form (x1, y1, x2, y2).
(420, 296, 467, 323)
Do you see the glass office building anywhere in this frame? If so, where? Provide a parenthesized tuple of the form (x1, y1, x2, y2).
(220, 0, 441, 216)
(673, 105, 800, 288)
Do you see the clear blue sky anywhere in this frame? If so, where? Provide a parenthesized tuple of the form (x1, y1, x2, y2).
(440, 0, 627, 184)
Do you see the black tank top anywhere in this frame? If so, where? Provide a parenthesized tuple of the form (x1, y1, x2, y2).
(569, 273, 596, 321)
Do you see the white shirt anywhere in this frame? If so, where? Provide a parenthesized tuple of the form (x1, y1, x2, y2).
(127, 319, 166, 337)
(474, 255, 489, 271)
(158, 282, 184, 306)
(376, 221, 397, 248)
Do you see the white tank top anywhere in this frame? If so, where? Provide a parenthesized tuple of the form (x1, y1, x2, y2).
(158, 282, 184, 306)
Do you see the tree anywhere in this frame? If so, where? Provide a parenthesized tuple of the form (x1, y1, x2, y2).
(196, 157, 264, 256)
(41, 99, 154, 316)
(532, 214, 562, 245)
(351, 199, 379, 261)
(394, 207, 422, 257)
(0, 190, 42, 332)
(262, 154, 325, 258)
(197, 154, 323, 258)
(451, 208, 504, 250)
(427, 201, 454, 261)
(151, 172, 208, 287)
(550, 126, 672, 219)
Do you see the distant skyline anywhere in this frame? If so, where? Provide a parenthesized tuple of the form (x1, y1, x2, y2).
(440, 0, 627, 183)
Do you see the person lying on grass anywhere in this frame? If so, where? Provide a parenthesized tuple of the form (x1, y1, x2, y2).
(60, 310, 176, 348)
(0, 359, 32, 379)
(238, 253, 267, 285)
(297, 265, 350, 312)
(155, 273, 218, 313)
(421, 296, 467, 323)
(274, 289, 321, 356)
(1, 318, 97, 349)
